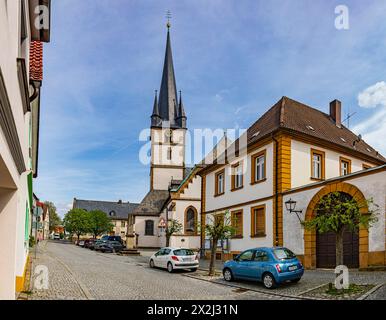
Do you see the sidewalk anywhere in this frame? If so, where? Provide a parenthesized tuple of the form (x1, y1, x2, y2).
(199, 258, 223, 272)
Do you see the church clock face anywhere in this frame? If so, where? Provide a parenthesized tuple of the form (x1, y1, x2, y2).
(165, 129, 173, 137)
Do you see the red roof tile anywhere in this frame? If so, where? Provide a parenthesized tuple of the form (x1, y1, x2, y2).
(29, 41, 43, 81)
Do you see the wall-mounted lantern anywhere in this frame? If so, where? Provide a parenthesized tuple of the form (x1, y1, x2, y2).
(285, 198, 303, 223)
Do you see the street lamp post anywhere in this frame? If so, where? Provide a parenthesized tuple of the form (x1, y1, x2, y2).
(284, 198, 303, 223)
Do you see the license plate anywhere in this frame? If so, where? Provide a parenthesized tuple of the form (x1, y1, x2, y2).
(183, 257, 193, 261)
(288, 265, 297, 271)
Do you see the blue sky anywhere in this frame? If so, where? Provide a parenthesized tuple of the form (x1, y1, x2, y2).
(36, 0, 386, 216)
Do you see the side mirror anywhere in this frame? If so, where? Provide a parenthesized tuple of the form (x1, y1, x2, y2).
(234, 256, 239, 262)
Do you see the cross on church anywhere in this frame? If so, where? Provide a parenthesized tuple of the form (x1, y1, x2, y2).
(166, 10, 171, 29)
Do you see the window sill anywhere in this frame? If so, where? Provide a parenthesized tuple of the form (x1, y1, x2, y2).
(250, 178, 267, 185)
(250, 234, 266, 238)
(214, 192, 225, 197)
(230, 186, 243, 192)
(310, 177, 325, 182)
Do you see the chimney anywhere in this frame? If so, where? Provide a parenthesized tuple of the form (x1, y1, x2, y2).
(330, 99, 341, 128)
(118, 199, 122, 204)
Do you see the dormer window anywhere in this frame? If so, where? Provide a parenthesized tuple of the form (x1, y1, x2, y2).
(109, 211, 116, 217)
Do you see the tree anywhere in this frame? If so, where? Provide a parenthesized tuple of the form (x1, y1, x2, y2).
(87, 210, 114, 239)
(302, 192, 378, 266)
(165, 219, 183, 247)
(200, 210, 235, 276)
(44, 201, 62, 231)
(63, 209, 90, 241)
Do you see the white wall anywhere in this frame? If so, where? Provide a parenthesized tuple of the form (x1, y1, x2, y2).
(0, 0, 32, 299)
(283, 170, 386, 255)
(205, 142, 273, 212)
(134, 215, 165, 248)
(291, 139, 376, 188)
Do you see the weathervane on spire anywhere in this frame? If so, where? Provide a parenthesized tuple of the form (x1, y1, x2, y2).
(166, 10, 171, 29)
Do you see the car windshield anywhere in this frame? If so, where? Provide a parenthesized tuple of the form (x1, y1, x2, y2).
(109, 241, 121, 245)
(273, 248, 296, 260)
(173, 249, 195, 256)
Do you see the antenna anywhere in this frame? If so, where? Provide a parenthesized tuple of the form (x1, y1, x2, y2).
(342, 111, 356, 128)
(166, 10, 172, 29)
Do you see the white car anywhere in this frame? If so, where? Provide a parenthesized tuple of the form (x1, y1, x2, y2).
(149, 247, 199, 273)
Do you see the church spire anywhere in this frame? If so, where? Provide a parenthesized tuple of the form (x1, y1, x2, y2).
(151, 23, 186, 129)
(151, 90, 161, 127)
(176, 90, 187, 128)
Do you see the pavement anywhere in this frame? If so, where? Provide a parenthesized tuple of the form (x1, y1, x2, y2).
(27, 241, 296, 300)
(195, 257, 386, 299)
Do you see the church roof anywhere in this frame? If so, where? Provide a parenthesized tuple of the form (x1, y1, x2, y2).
(132, 190, 170, 216)
(151, 27, 186, 129)
(73, 199, 139, 220)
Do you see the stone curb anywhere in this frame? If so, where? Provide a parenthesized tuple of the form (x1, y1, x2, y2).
(183, 273, 315, 300)
(357, 283, 385, 300)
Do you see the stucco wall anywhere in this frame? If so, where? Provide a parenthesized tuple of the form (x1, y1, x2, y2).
(291, 139, 375, 188)
(283, 170, 386, 255)
(0, 1, 32, 299)
(205, 142, 273, 212)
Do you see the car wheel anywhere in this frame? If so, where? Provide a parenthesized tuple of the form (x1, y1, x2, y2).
(262, 273, 277, 289)
(149, 259, 155, 268)
(167, 262, 174, 273)
(291, 278, 301, 283)
(223, 268, 234, 282)
(190, 268, 197, 272)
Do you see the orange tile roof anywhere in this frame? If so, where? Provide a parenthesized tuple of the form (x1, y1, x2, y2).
(29, 41, 43, 81)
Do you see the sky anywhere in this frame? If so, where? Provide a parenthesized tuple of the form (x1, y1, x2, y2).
(36, 0, 386, 217)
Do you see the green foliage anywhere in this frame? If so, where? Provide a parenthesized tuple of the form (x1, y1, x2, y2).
(29, 235, 35, 248)
(165, 219, 183, 246)
(87, 210, 114, 238)
(166, 219, 183, 238)
(201, 210, 236, 242)
(199, 210, 236, 276)
(302, 192, 378, 234)
(45, 201, 62, 231)
(63, 208, 90, 239)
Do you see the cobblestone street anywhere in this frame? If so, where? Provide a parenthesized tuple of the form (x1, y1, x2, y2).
(28, 241, 297, 300)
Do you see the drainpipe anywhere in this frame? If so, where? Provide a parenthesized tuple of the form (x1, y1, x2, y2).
(272, 134, 279, 247)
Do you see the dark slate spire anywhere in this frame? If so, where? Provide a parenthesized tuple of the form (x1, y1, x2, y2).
(151, 90, 161, 127)
(151, 24, 187, 129)
(176, 90, 187, 128)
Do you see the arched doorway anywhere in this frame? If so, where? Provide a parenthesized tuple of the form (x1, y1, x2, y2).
(304, 182, 369, 269)
(315, 192, 359, 268)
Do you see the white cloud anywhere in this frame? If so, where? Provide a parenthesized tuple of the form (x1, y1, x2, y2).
(358, 81, 386, 108)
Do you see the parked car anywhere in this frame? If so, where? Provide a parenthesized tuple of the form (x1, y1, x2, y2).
(222, 247, 304, 289)
(89, 239, 104, 250)
(78, 240, 85, 247)
(53, 233, 60, 240)
(100, 235, 123, 244)
(83, 239, 95, 249)
(95, 240, 124, 253)
(149, 248, 199, 273)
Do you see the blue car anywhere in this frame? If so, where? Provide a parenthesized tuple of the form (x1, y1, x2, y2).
(223, 247, 304, 289)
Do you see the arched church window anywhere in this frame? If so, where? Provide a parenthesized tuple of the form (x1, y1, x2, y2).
(185, 207, 197, 234)
(167, 147, 172, 160)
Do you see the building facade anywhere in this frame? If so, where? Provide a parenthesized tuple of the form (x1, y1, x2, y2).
(200, 97, 386, 269)
(73, 198, 139, 241)
(0, 0, 51, 299)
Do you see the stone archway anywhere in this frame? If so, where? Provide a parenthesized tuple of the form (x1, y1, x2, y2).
(304, 182, 369, 269)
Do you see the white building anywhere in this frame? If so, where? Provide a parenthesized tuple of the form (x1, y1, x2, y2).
(200, 97, 386, 269)
(0, 0, 51, 299)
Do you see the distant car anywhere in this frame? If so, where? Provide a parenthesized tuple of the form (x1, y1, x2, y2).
(90, 239, 104, 250)
(77, 240, 85, 247)
(95, 240, 124, 253)
(53, 233, 60, 240)
(100, 235, 123, 244)
(149, 248, 199, 273)
(222, 247, 304, 289)
(83, 239, 95, 249)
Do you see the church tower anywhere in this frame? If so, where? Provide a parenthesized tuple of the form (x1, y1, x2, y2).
(150, 24, 187, 190)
